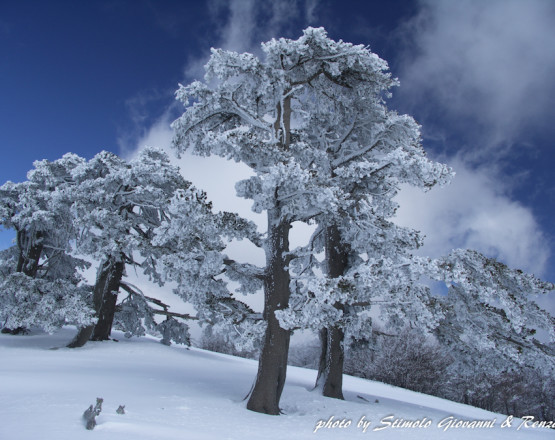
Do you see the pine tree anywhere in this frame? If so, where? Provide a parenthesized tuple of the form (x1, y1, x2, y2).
(172, 26, 454, 413)
(67, 147, 195, 346)
(66, 147, 261, 348)
(429, 249, 555, 376)
(254, 27, 451, 398)
(0, 154, 94, 333)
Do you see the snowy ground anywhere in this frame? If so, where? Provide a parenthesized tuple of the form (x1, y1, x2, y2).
(0, 328, 553, 440)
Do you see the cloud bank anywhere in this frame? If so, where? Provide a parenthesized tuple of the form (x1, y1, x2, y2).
(395, 158, 550, 277)
(393, 0, 554, 280)
(398, 0, 555, 151)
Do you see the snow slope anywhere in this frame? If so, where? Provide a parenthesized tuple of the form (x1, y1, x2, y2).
(0, 328, 552, 440)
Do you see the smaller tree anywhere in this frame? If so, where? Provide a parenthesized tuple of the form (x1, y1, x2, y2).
(278, 234, 443, 397)
(424, 249, 555, 412)
(65, 147, 264, 349)
(67, 147, 196, 347)
(0, 154, 94, 333)
(429, 249, 555, 372)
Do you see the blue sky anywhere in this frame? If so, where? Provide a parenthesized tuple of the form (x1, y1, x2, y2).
(1, 0, 555, 299)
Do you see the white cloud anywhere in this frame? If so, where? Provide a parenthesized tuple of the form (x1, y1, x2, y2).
(398, 0, 555, 150)
(185, 0, 320, 81)
(212, 0, 316, 53)
(216, 0, 258, 52)
(121, 114, 173, 160)
(395, 158, 550, 277)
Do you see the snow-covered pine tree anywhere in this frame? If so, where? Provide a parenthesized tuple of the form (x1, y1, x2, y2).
(279, 220, 445, 399)
(429, 249, 555, 381)
(248, 27, 450, 399)
(67, 147, 194, 347)
(174, 27, 407, 414)
(0, 154, 94, 333)
(66, 146, 261, 349)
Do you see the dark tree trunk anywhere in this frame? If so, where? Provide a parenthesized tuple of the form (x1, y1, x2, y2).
(316, 328, 328, 388)
(315, 223, 349, 399)
(316, 324, 345, 399)
(67, 324, 95, 348)
(16, 229, 44, 277)
(247, 209, 291, 415)
(91, 258, 125, 341)
(68, 257, 124, 347)
(67, 261, 109, 348)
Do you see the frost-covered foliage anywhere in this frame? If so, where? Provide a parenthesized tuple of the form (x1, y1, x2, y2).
(0, 246, 18, 278)
(152, 187, 264, 350)
(70, 147, 188, 275)
(428, 249, 555, 374)
(264, 27, 452, 344)
(158, 317, 191, 346)
(0, 273, 94, 333)
(112, 287, 191, 346)
(174, 28, 341, 222)
(66, 147, 202, 343)
(113, 289, 159, 339)
(0, 154, 93, 332)
(280, 248, 444, 341)
(0, 153, 90, 281)
(173, 27, 450, 224)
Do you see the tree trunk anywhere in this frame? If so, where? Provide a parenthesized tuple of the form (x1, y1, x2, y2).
(315, 223, 349, 399)
(67, 323, 95, 348)
(315, 328, 328, 388)
(16, 230, 44, 278)
(91, 258, 125, 341)
(247, 209, 291, 415)
(67, 260, 109, 348)
(68, 257, 124, 347)
(315, 324, 346, 399)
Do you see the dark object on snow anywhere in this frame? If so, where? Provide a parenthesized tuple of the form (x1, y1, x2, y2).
(356, 395, 379, 404)
(116, 405, 125, 414)
(83, 397, 103, 430)
(82, 405, 95, 430)
(1, 327, 28, 335)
